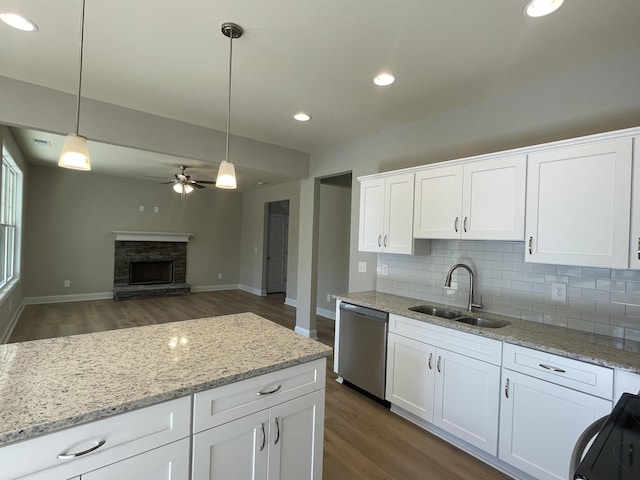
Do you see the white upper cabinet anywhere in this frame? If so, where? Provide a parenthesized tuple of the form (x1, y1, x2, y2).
(359, 173, 415, 254)
(628, 136, 640, 269)
(525, 138, 633, 268)
(414, 155, 526, 240)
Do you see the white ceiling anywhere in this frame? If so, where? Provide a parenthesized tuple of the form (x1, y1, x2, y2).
(1, 0, 640, 185)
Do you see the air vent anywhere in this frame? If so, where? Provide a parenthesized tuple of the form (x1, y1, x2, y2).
(32, 138, 51, 147)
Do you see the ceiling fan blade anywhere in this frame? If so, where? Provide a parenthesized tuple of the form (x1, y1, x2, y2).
(144, 175, 172, 180)
(191, 182, 206, 189)
(194, 180, 216, 184)
(161, 181, 175, 184)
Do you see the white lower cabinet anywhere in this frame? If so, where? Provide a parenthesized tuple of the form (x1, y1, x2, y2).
(81, 438, 190, 480)
(192, 390, 325, 480)
(386, 316, 501, 455)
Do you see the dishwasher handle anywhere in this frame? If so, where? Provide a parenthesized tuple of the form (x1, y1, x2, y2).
(339, 303, 388, 321)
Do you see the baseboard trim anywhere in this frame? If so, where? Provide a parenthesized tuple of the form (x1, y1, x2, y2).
(24, 292, 113, 305)
(285, 297, 297, 308)
(191, 284, 239, 293)
(1, 300, 25, 344)
(238, 285, 267, 296)
(316, 307, 335, 320)
(294, 325, 318, 339)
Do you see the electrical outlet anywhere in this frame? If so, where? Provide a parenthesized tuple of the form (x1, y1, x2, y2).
(139, 205, 144, 212)
(551, 283, 567, 302)
(326, 293, 331, 302)
(64, 280, 70, 288)
(154, 206, 159, 213)
(218, 273, 223, 279)
(381, 264, 389, 276)
(358, 261, 367, 273)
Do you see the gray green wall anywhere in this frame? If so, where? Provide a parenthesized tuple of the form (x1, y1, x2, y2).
(24, 165, 242, 297)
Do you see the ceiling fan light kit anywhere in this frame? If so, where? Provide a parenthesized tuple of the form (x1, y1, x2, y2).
(59, 0, 91, 171)
(215, 22, 243, 190)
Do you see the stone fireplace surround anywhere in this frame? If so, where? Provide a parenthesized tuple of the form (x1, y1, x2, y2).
(112, 231, 193, 300)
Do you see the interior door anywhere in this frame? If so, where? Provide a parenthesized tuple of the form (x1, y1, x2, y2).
(266, 213, 288, 294)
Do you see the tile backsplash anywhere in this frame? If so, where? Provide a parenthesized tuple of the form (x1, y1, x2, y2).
(377, 239, 640, 340)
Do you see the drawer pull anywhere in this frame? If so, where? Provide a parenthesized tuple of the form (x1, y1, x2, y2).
(57, 440, 106, 459)
(259, 423, 266, 451)
(539, 363, 566, 373)
(274, 418, 281, 445)
(428, 353, 433, 370)
(257, 384, 282, 396)
(505, 378, 510, 398)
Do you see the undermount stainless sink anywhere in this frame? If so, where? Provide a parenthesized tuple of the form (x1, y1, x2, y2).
(453, 316, 510, 328)
(408, 305, 461, 320)
(408, 305, 510, 328)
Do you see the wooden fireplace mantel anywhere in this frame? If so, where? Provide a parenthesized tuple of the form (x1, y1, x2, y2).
(112, 231, 193, 242)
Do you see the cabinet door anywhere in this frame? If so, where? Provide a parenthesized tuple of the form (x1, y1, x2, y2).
(386, 332, 436, 422)
(461, 155, 526, 240)
(433, 349, 500, 455)
(267, 390, 325, 480)
(414, 165, 463, 239)
(499, 370, 611, 480)
(82, 438, 189, 480)
(629, 136, 640, 269)
(525, 138, 632, 268)
(192, 410, 269, 480)
(358, 178, 385, 252)
(383, 173, 415, 254)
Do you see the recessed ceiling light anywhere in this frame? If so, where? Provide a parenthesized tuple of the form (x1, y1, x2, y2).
(294, 112, 311, 122)
(373, 73, 395, 87)
(524, 0, 565, 17)
(0, 12, 38, 32)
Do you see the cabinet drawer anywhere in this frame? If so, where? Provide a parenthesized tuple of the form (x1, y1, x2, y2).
(389, 314, 502, 365)
(502, 343, 613, 399)
(193, 358, 326, 433)
(1, 396, 191, 480)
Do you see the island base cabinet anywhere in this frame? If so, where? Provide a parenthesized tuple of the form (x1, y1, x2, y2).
(193, 390, 325, 480)
(434, 350, 500, 456)
(81, 438, 190, 480)
(498, 370, 611, 480)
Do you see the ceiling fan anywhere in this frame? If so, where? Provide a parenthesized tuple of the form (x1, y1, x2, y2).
(161, 165, 216, 195)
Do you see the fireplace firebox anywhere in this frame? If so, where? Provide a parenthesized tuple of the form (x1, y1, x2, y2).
(129, 260, 173, 285)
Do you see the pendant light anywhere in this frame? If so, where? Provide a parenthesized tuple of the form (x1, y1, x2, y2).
(216, 22, 242, 189)
(59, 0, 90, 171)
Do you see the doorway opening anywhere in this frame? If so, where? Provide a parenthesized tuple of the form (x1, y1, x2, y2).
(265, 200, 289, 294)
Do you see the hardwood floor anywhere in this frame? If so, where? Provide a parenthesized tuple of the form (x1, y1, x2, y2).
(11, 290, 510, 479)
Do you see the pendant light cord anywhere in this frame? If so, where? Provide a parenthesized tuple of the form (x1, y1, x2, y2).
(225, 28, 233, 163)
(74, 0, 86, 136)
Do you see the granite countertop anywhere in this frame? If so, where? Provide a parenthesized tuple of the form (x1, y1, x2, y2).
(0, 313, 332, 447)
(335, 291, 640, 372)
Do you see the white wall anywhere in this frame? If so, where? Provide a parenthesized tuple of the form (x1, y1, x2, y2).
(24, 165, 242, 297)
(239, 181, 300, 299)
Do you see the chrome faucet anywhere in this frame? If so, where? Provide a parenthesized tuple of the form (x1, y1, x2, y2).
(444, 263, 482, 312)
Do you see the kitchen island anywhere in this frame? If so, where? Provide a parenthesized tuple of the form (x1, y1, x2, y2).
(0, 312, 332, 479)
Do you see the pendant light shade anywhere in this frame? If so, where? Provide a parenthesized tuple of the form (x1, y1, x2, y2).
(59, 0, 91, 171)
(216, 22, 243, 190)
(215, 160, 237, 189)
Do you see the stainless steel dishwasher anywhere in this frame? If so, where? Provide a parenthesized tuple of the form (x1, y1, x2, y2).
(337, 302, 389, 401)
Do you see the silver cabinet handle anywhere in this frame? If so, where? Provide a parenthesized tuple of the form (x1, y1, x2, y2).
(274, 418, 280, 445)
(259, 423, 266, 451)
(378, 234, 382, 247)
(637, 238, 639, 260)
(539, 363, 566, 373)
(463, 216, 468, 232)
(57, 440, 106, 459)
(257, 384, 282, 396)
(505, 378, 510, 399)
(428, 353, 433, 370)
(528, 236, 533, 255)
(383, 235, 388, 247)
(454, 217, 459, 232)
(437, 355, 442, 373)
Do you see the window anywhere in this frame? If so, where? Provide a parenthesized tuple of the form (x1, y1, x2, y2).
(1, 147, 22, 291)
